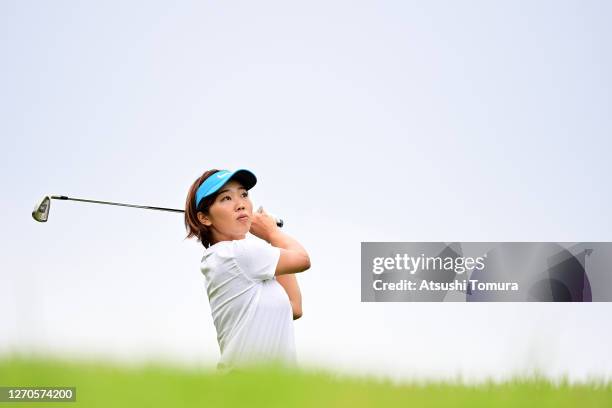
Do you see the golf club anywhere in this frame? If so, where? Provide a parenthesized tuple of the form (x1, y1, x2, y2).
(31, 195, 284, 227)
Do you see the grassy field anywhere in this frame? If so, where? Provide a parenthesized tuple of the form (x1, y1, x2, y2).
(1, 354, 611, 407)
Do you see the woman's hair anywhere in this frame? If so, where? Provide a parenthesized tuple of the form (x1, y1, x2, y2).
(184, 169, 222, 248)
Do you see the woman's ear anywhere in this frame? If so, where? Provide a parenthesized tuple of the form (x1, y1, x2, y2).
(197, 212, 212, 226)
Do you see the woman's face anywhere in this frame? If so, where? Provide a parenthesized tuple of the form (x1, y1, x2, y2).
(197, 179, 253, 243)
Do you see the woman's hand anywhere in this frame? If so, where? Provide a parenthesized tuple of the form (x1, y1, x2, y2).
(249, 207, 279, 243)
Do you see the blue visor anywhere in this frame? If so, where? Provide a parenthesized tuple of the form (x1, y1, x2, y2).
(195, 169, 257, 208)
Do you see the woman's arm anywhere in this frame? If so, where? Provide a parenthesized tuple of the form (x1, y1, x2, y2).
(251, 208, 311, 276)
(249, 208, 307, 319)
(276, 273, 302, 320)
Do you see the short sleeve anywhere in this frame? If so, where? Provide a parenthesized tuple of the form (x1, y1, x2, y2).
(233, 238, 281, 281)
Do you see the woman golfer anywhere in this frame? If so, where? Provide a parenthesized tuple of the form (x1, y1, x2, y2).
(184, 168, 311, 371)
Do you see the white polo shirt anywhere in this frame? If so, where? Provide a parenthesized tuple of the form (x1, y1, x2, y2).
(200, 236, 296, 371)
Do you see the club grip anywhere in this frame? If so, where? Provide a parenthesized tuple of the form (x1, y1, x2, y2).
(274, 217, 284, 228)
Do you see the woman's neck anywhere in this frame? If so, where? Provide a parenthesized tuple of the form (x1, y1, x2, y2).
(210, 232, 247, 246)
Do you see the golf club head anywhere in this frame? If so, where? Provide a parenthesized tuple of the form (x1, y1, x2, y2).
(32, 196, 51, 222)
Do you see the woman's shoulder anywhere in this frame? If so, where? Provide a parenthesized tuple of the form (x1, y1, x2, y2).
(201, 238, 279, 281)
(202, 240, 232, 260)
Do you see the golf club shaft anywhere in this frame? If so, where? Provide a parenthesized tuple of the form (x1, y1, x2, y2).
(51, 195, 183, 213)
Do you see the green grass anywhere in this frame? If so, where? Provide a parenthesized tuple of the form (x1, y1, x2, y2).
(0, 353, 610, 407)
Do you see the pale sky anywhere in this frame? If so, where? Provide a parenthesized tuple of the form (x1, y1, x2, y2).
(1, 0, 611, 383)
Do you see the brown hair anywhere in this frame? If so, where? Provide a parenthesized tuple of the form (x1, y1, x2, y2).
(184, 169, 222, 248)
